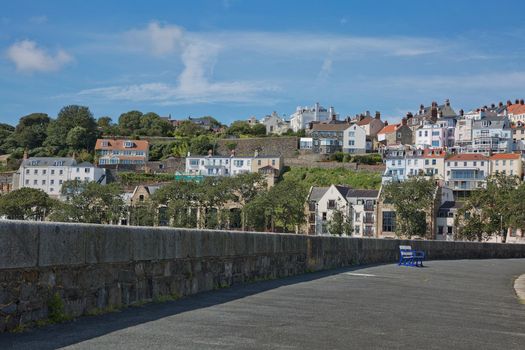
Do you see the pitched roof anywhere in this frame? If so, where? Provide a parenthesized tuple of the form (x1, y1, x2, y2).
(447, 153, 488, 161)
(356, 116, 373, 126)
(21, 157, 76, 167)
(489, 153, 521, 160)
(346, 189, 379, 199)
(377, 124, 400, 135)
(95, 139, 149, 151)
(507, 103, 525, 115)
(333, 185, 351, 198)
(423, 149, 446, 158)
(308, 187, 329, 201)
(439, 201, 464, 210)
(311, 123, 351, 131)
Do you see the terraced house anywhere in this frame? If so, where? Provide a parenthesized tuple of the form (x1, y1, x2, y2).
(95, 139, 149, 165)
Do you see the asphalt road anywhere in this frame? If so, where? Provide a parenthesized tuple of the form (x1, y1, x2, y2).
(2, 259, 525, 350)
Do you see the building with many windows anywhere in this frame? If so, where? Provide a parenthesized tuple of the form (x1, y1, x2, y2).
(95, 139, 149, 165)
(16, 157, 106, 198)
(489, 153, 523, 178)
(185, 154, 282, 179)
(289, 103, 337, 132)
(444, 153, 489, 198)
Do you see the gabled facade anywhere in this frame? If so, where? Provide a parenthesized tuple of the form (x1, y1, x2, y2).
(310, 123, 350, 154)
(260, 112, 290, 135)
(505, 100, 525, 123)
(342, 124, 367, 154)
(377, 121, 413, 146)
(306, 185, 350, 235)
(346, 189, 379, 237)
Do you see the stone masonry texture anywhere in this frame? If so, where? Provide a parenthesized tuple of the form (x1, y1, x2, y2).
(1, 220, 525, 332)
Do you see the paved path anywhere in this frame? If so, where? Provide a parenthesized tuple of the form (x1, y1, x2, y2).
(1, 259, 525, 350)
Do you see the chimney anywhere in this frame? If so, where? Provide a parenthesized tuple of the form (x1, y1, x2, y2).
(375, 111, 381, 119)
(499, 101, 503, 107)
(507, 100, 512, 107)
(23, 148, 28, 160)
(401, 117, 407, 126)
(521, 99, 524, 105)
(516, 99, 520, 104)
(230, 149, 236, 157)
(431, 106, 438, 119)
(445, 99, 450, 107)
(459, 109, 464, 116)
(384, 121, 389, 126)
(331, 113, 336, 121)
(406, 112, 413, 119)
(208, 149, 213, 157)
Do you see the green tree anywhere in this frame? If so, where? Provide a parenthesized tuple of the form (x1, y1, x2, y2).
(97, 116, 118, 136)
(327, 206, 353, 236)
(227, 121, 252, 136)
(9, 113, 50, 150)
(456, 174, 521, 242)
(139, 112, 174, 136)
(45, 105, 98, 153)
(0, 188, 54, 220)
(189, 135, 214, 155)
(382, 177, 437, 238)
(118, 110, 143, 135)
(50, 180, 124, 224)
(251, 123, 267, 136)
(0, 123, 15, 154)
(66, 126, 90, 151)
(175, 120, 204, 138)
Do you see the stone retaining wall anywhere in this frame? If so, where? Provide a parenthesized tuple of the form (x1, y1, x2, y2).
(1, 221, 525, 332)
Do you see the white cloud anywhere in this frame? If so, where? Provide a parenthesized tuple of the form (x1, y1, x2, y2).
(123, 21, 184, 56)
(6, 40, 72, 73)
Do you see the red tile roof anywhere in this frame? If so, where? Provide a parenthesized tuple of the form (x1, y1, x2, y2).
(356, 116, 372, 126)
(423, 149, 446, 158)
(447, 153, 488, 161)
(507, 103, 525, 115)
(377, 124, 400, 135)
(95, 139, 149, 151)
(489, 153, 521, 160)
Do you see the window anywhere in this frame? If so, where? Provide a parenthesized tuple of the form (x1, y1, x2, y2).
(447, 226, 453, 235)
(272, 159, 276, 166)
(382, 211, 396, 232)
(431, 141, 439, 147)
(42, 180, 46, 185)
(50, 180, 54, 185)
(322, 212, 327, 221)
(59, 180, 63, 185)
(348, 131, 355, 137)
(59, 170, 63, 175)
(425, 159, 429, 165)
(124, 141, 134, 148)
(348, 140, 355, 146)
(432, 159, 436, 165)
(84, 168, 90, 173)
(25, 179, 29, 185)
(42, 169, 47, 175)
(233, 160, 244, 167)
(33, 180, 37, 185)
(50, 188, 54, 192)
(328, 200, 336, 209)
(34, 169, 38, 175)
(51, 169, 55, 175)
(25, 169, 29, 174)
(76, 168, 80, 172)
(190, 159, 199, 166)
(258, 160, 261, 165)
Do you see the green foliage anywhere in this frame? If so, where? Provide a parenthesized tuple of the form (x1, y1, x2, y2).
(327, 206, 353, 236)
(0, 188, 54, 220)
(382, 177, 437, 238)
(244, 179, 307, 232)
(97, 116, 118, 136)
(282, 167, 381, 189)
(189, 135, 214, 155)
(6, 113, 49, 151)
(456, 174, 524, 242)
(45, 105, 99, 153)
(118, 110, 142, 135)
(49, 180, 124, 224)
(0, 123, 15, 154)
(118, 172, 175, 186)
(227, 121, 266, 137)
(175, 120, 205, 138)
(329, 152, 382, 164)
(48, 292, 69, 323)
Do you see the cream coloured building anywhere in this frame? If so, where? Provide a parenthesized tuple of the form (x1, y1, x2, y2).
(489, 153, 523, 178)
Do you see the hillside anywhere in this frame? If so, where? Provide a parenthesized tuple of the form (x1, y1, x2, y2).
(282, 166, 382, 190)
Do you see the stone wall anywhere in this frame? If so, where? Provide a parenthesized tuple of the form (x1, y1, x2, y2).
(1, 220, 525, 332)
(215, 137, 298, 157)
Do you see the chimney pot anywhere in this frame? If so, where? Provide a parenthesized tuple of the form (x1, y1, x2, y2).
(401, 117, 407, 125)
(459, 109, 464, 116)
(375, 111, 381, 119)
(499, 101, 503, 107)
(521, 99, 524, 105)
(507, 100, 512, 107)
(491, 103, 495, 108)
(516, 99, 520, 104)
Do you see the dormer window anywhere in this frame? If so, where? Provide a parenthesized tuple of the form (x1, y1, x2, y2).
(101, 140, 109, 147)
(124, 141, 134, 148)
(30, 160, 39, 166)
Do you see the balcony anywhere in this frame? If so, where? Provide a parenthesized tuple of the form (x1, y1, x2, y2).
(364, 204, 374, 211)
(363, 216, 374, 224)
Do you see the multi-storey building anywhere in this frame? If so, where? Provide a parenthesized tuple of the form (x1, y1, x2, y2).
(310, 123, 350, 154)
(414, 121, 454, 149)
(512, 125, 525, 151)
(289, 103, 337, 132)
(185, 154, 282, 178)
(305, 185, 378, 236)
(17, 157, 106, 198)
(454, 118, 473, 148)
(468, 116, 512, 154)
(382, 148, 408, 183)
(444, 153, 489, 198)
(505, 99, 525, 123)
(346, 189, 379, 237)
(406, 148, 446, 179)
(342, 124, 367, 154)
(489, 153, 523, 178)
(95, 139, 149, 165)
(377, 120, 413, 147)
(350, 111, 385, 139)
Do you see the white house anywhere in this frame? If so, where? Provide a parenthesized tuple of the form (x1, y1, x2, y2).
(17, 157, 106, 198)
(343, 124, 367, 154)
(346, 189, 379, 237)
(289, 103, 337, 132)
(185, 154, 282, 177)
(306, 185, 350, 235)
(382, 149, 408, 183)
(470, 116, 512, 154)
(415, 121, 454, 149)
(444, 153, 489, 197)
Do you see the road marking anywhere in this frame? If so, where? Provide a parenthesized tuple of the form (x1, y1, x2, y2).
(344, 272, 377, 277)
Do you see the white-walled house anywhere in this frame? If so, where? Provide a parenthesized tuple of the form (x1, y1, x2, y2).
(415, 121, 454, 149)
(382, 149, 408, 183)
(342, 124, 367, 154)
(346, 189, 379, 237)
(185, 154, 282, 177)
(444, 153, 489, 198)
(289, 103, 337, 132)
(260, 112, 290, 135)
(17, 157, 106, 198)
(306, 185, 350, 235)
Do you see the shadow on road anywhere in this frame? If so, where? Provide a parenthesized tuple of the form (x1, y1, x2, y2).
(0, 264, 383, 350)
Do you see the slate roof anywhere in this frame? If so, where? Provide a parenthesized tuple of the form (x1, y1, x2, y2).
(346, 189, 379, 199)
(21, 157, 76, 167)
(308, 187, 329, 201)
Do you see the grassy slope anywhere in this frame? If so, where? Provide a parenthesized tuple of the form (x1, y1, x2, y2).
(282, 166, 382, 190)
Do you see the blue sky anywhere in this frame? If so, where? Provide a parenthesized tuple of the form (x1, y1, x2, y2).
(2, 0, 525, 125)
